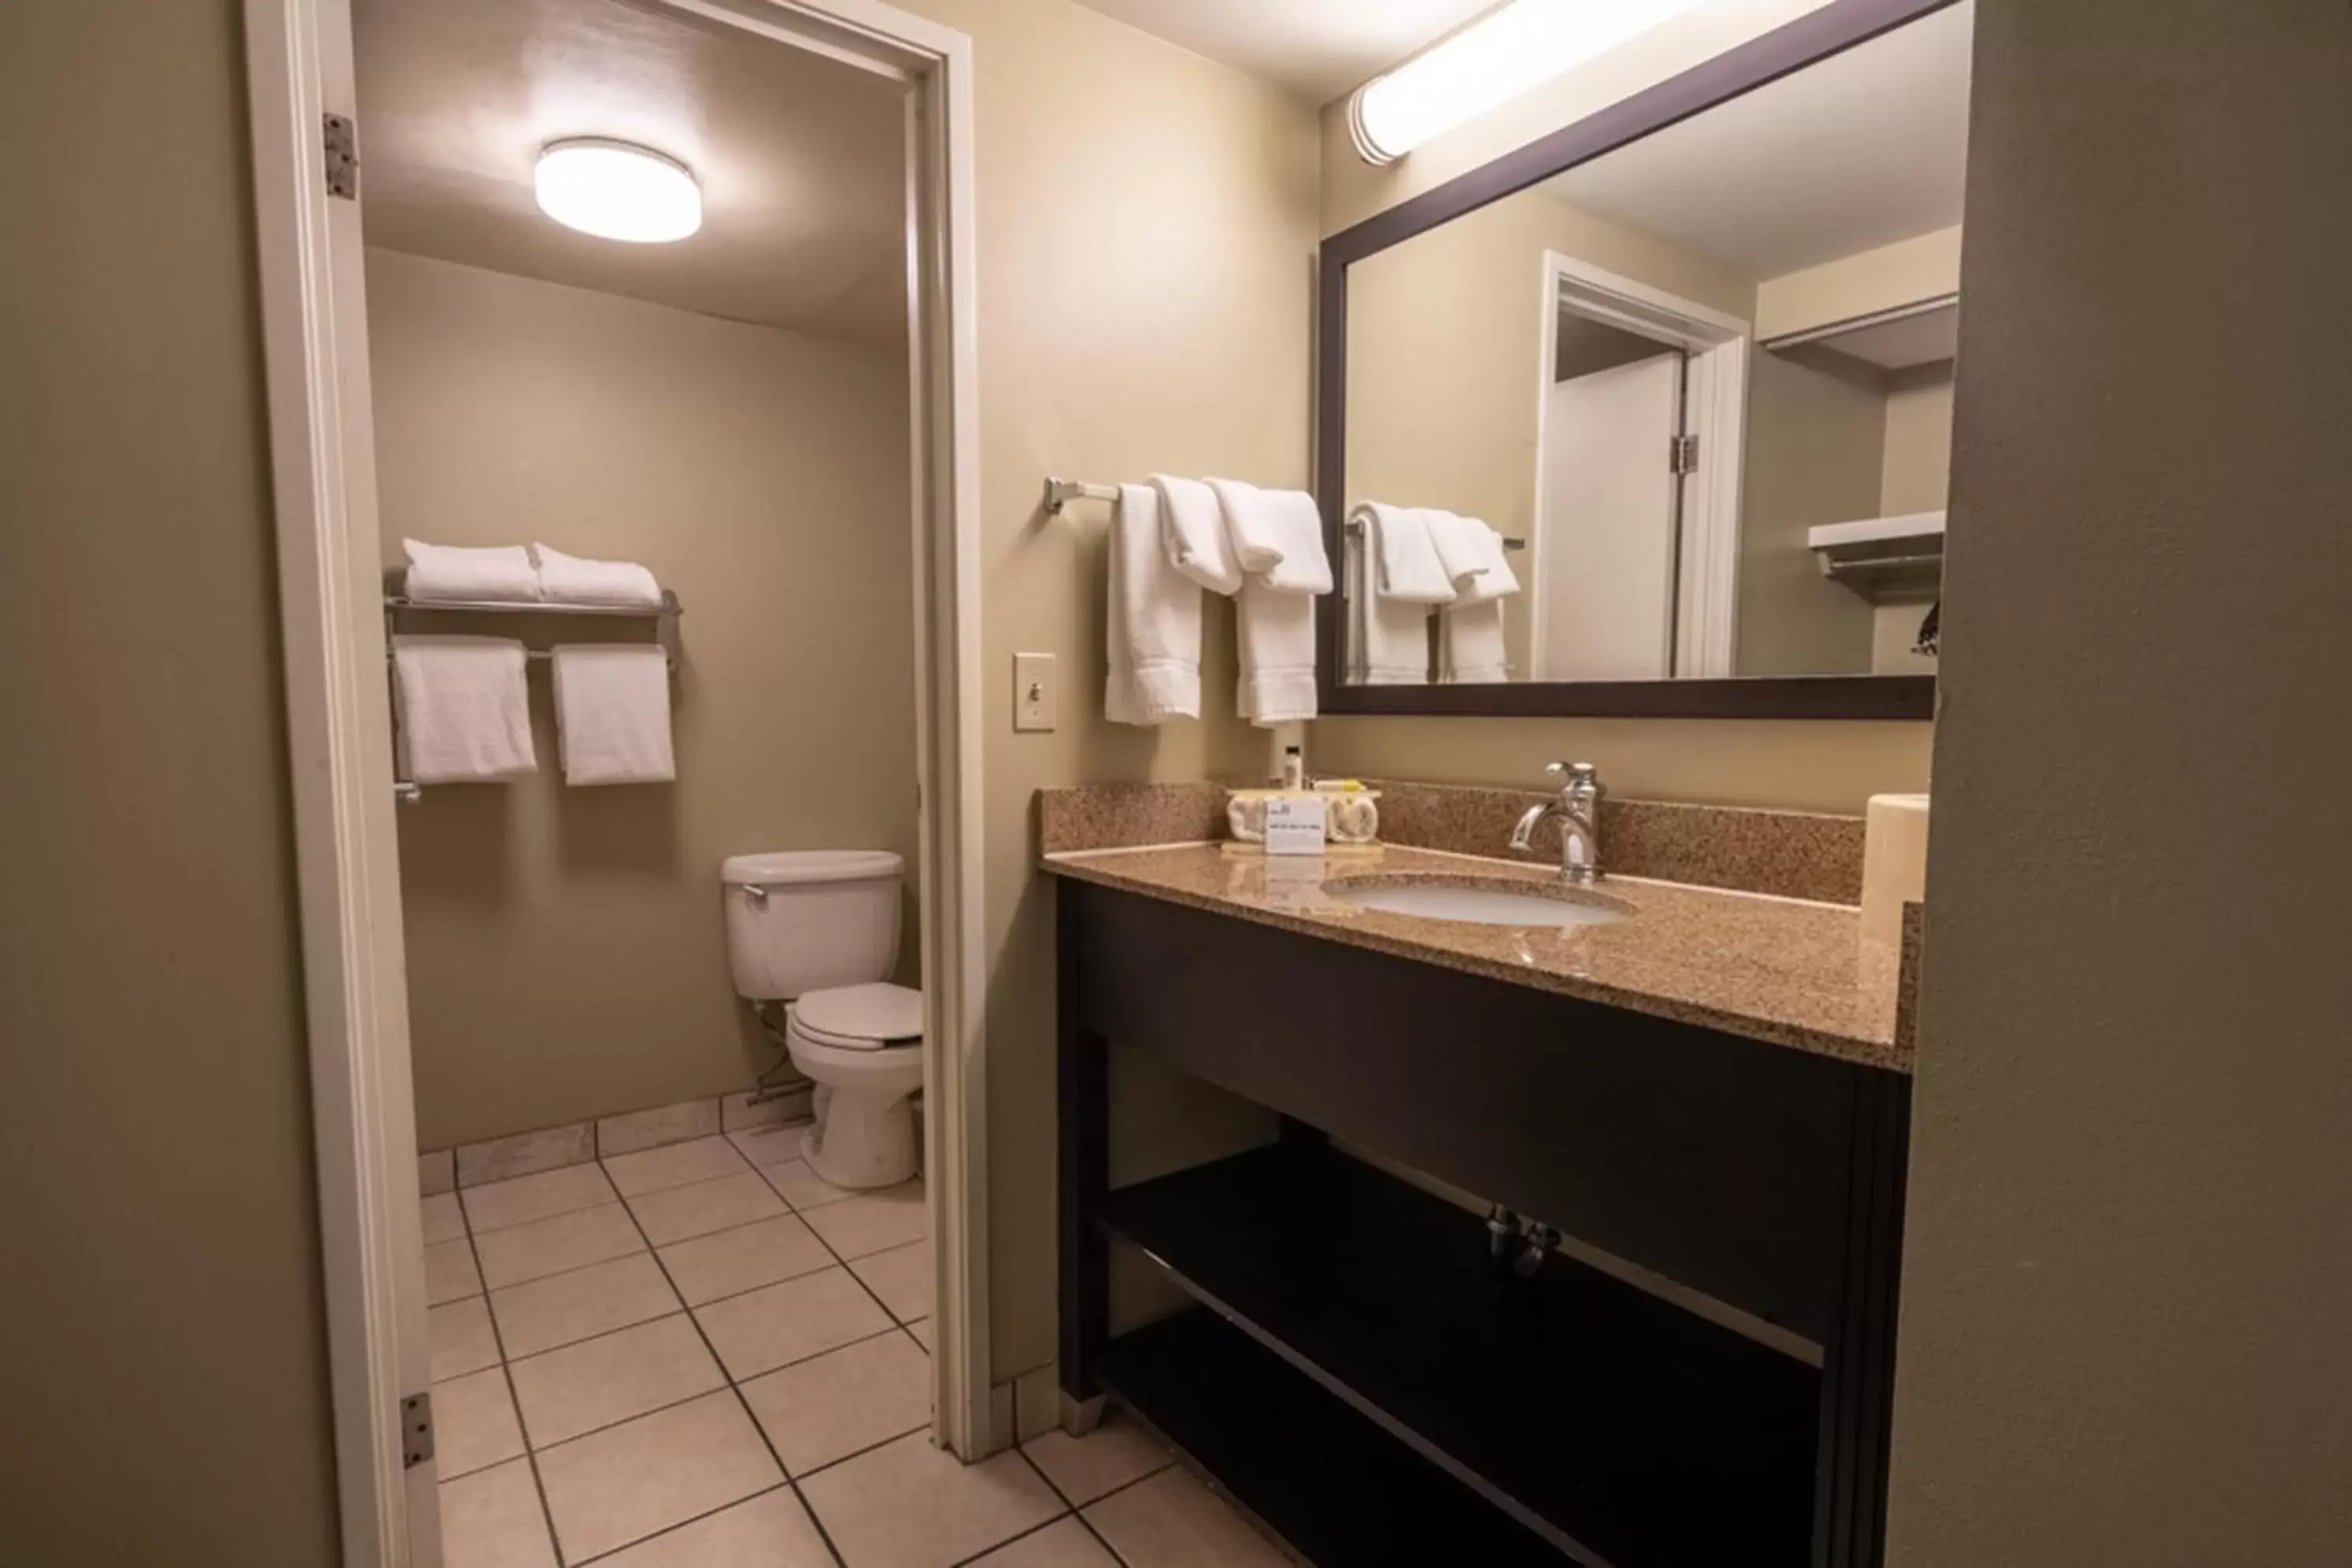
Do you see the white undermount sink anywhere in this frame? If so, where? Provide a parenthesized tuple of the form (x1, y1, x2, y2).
(1327, 879, 1631, 929)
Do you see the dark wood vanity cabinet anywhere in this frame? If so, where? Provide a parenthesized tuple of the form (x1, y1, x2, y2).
(1054, 878, 1911, 1568)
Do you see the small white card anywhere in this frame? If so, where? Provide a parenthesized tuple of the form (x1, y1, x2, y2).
(1263, 795, 1328, 856)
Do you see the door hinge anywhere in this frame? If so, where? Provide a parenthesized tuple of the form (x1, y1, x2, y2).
(323, 113, 359, 201)
(401, 1392, 434, 1468)
(1669, 433, 1699, 476)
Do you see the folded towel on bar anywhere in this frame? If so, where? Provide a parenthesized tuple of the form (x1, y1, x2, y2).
(1422, 510, 1521, 606)
(1206, 477, 1333, 595)
(1440, 601, 1509, 685)
(402, 539, 543, 604)
(1149, 475, 1244, 597)
(1347, 504, 1441, 685)
(533, 544, 665, 609)
(1105, 483, 1202, 725)
(551, 644, 675, 786)
(390, 635, 538, 783)
(1205, 479, 1329, 725)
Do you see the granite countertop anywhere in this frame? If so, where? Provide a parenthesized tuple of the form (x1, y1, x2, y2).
(1042, 841, 1909, 1073)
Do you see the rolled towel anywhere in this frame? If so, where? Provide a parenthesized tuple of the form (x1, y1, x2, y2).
(533, 543, 664, 608)
(1105, 482, 1202, 724)
(551, 644, 675, 785)
(1205, 478, 1333, 595)
(403, 539, 542, 604)
(1348, 503, 1448, 684)
(1422, 510, 1521, 606)
(391, 636, 538, 782)
(1149, 475, 1243, 597)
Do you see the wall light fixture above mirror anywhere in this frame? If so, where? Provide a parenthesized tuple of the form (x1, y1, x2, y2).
(1319, 0, 1968, 721)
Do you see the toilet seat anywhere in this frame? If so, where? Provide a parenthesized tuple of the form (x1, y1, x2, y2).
(790, 982, 922, 1051)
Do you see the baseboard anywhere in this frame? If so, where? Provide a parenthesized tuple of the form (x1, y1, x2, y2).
(424, 1080, 814, 1190)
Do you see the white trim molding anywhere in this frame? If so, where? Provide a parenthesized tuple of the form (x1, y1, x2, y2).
(241, 0, 990, 1558)
(1531, 249, 1750, 680)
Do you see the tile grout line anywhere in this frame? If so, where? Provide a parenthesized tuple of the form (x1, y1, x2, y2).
(743, 1157, 924, 1327)
(1011, 1443, 1171, 1565)
(566, 1482, 797, 1567)
(601, 1154, 853, 1568)
(452, 1181, 568, 1565)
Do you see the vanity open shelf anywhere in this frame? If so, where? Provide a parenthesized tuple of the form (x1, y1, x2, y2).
(1097, 1140, 1820, 1566)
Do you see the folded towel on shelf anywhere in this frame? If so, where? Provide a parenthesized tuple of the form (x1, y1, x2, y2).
(402, 540, 542, 604)
(1206, 478, 1334, 595)
(533, 544, 664, 609)
(551, 644, 675, 786)
(1105, 482, 1202, 724)
(1149, 475, 1243, 597)
(1347, 503, 1445, 685)
(390, 636, 538, 782)
(1440, 601, 1510, 685)
(1422, 510, 1522, 606)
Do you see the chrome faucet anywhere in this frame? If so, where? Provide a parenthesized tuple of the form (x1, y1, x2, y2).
(1509, 761, 1606, 884)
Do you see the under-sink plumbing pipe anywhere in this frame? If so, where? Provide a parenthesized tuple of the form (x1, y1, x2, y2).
(1486, 1203, 1520, 1261)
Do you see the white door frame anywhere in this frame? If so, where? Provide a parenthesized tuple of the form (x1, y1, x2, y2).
(1530, 250, 1750, 678)
(241, 2, 988, 1562)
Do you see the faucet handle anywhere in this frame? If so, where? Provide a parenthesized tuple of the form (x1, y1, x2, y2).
(1545, 760, 1600, 785)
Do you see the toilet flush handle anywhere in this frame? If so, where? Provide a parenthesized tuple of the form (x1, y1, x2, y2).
(743, 884, 769, 906)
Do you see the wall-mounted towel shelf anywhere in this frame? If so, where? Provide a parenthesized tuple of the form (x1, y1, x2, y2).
(1807, 510, 1944, 601)
(382, 580, 684, 670)
(382, 576, 684, 803)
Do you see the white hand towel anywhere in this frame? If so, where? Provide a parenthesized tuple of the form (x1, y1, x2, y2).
(1206, 478, 1334, 594)
(403, 539, 543, 604)
(1209, 479, 1331, 725)
(532, 544, 664, 609)
(391, 636, 538, 783)
(1149, 475, 1243, 597)
(1422, 510, 1522, 606)
(551, 644, 675, 786)
(1236, 581, 1319, 724)
(1348, 503, 1442, 684)
(1440, 601, 1510, 684)
(1105, 483, 1202, 724)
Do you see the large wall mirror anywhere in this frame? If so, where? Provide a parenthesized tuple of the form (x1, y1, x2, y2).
(1318, 0, 1969, 720)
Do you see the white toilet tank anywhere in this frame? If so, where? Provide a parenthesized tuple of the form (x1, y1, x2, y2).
(721, 850, 903, 1000)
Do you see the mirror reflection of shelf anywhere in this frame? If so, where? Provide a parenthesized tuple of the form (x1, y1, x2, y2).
(1809, 510, 1945, 602)
(1762, 293, 1958, 372)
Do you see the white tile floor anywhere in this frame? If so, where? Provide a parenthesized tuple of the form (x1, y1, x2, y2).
(426, 1123, 1290, 1567)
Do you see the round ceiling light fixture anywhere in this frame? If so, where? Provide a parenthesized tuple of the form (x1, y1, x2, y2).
(534, 139, 702, 243)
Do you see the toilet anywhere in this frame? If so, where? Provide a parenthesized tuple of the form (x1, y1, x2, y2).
(722, 849, 922, 1189)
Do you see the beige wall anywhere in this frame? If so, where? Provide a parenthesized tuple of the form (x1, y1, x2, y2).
(1739, 347, 1886, 676)
(1871, 361, 1954, 674)
(365, 250, 915, 1150)
(1888, 2, 2352, 1560)
(0, 1, 345, 1560)
(891, 0, 1320, 1381)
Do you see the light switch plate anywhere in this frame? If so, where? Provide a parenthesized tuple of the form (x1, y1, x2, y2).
(1013, 652, 1057, 731)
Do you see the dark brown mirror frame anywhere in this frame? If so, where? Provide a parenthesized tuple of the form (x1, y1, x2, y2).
(1316, 0, 1958, 722)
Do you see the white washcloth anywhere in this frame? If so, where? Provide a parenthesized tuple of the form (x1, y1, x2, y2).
(391, 636, 537, 782)
(1149, 475, 1243, 597)
(1423, 510, 1522, 606)
(1441, 603, 1510, 684)
(1207, 478, 1334, 595)
(1105, 483, 1201, 724)
(1347, 505, 1434, 684)
(533, 544, 664, 609)
(402, 540, 542, 604)
(551, 644, 675, 785)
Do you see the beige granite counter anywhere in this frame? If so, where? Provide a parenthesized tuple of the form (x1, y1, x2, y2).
(1043, 841, 1909, 1073)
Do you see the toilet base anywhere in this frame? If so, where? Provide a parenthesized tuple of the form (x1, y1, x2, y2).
(802, 1094, 917, 1190)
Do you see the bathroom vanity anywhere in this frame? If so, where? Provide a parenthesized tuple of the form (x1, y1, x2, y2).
(1047, 836, 1912, 1568)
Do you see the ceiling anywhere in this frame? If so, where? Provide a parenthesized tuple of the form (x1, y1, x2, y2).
(1545, 1, 1973, 279)
(354, 0, 908, 344)
(1067, 0, 1496, 104)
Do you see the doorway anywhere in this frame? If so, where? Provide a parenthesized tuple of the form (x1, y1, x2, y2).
(241, 0, 985, 1561)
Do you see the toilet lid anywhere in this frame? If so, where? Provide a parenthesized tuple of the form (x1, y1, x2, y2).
(793, 983, 924, 1050)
